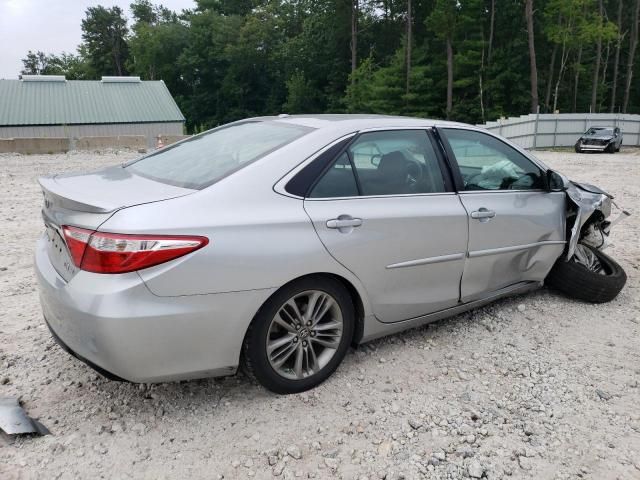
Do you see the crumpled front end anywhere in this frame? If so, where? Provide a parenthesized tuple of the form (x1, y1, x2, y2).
(564, 181, 629, 260)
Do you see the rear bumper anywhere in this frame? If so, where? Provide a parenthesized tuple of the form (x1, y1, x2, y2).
(45, 316, 126, 381)
(35, 235, 275, 383)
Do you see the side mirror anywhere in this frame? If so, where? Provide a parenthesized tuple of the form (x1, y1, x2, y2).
(546, 170, 568, 192)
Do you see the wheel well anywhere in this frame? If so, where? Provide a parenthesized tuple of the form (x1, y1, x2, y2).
(321, 273, 366, 346)
(288, 273, 365, 346)
(241, 272, 366, 358)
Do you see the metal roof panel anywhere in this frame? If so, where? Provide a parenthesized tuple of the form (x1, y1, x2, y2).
(0, 79, 185, 126)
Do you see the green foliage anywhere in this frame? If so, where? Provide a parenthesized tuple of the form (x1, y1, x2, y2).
(19, 0, 640, 130)
(81, 5, 130, 76)
(21, 51, 90, 79)
(284, 71, 322, 113)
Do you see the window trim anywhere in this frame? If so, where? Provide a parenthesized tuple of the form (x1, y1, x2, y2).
(283, 135, 357, 197)
(435, 126, 549, 194)
(280, 128, 456, 200)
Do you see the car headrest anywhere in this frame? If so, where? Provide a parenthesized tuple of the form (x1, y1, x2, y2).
(378, 151, 408, 180)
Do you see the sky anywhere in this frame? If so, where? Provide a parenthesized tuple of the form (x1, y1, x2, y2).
(0, 0, 195, 79)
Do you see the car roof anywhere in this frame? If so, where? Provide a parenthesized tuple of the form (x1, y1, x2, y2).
(248, 114, 469, 131)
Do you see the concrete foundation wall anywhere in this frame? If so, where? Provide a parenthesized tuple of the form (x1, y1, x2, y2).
(157, 134, 191, 147)
(0, 137, 70, 154)
(0, 134, 193, 154)
(73, 135, 147, 151)
(0, 122, 184, 148)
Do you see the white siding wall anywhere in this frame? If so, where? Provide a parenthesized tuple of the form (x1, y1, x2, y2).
(479, 113, 640, 149)
(0, 122, 184, 148)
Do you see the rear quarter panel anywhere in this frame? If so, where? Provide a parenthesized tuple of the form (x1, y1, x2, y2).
(97, 129, 373, 316)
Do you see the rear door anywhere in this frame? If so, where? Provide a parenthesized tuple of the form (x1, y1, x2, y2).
(437, 127, 566, 302)
(303, 129, 468, 323)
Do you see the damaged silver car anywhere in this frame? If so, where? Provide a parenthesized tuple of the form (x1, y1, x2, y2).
(35, 115, 628, 394)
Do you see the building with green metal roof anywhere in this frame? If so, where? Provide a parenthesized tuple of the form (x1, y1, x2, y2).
(0, 75, 185, 148)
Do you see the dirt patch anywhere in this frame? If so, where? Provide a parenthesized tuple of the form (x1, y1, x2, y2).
(1, 149, 639, 479)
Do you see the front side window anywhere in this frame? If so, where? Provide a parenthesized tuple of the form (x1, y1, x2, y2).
(309, 130, 446, 198)
(127, 121, 312, 189)
(441, 128, 544, 191)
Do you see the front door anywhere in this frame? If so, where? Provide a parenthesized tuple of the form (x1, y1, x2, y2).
(438, 127, 566, 302)
(303, 129, 468, 323)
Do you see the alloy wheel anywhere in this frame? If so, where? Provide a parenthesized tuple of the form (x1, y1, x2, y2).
(266, 290, 343, 380)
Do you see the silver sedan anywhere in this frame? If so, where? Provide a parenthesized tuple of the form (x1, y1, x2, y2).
(35, 115, 625, 393)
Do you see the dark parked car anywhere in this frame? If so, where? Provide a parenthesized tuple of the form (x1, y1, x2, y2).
(575, 126, 622, 153)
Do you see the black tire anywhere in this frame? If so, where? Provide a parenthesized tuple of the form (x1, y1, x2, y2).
(546, 245, 626, 303)
(574, 145, 582, 153)
(606, 143, 616, 153)
(241, 276, 355, 394)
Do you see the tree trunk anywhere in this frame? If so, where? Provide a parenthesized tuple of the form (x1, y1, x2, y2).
(573, 46, 583, 112)
(488, 0, 495, 64)
(623, 0, 639, 112)
(406, 0, 412, 96)
(553, 41, 570, 113)
(545, 43, 558, 111)
(479, 37, 486, 122)
(610, 0, 624, 112)
(600, 40, 611, 112)
(446, 36, 453, 118)
(525, 0, 538, 113)
(591, 0, 604, 112)
(351, 0, 358, 86)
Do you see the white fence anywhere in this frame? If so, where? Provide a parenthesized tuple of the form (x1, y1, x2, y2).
(479, 113, 640, 149)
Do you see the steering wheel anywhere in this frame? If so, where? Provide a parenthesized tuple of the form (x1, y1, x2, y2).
(370, 153, 382, 167)
(500, 172, 539, 190)
(404, 157, 424, 186)
(464, 173, 485, 190)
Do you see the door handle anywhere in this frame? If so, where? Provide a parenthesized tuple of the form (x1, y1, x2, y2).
(470, 208, 496, 222)
(326, 217, 363, 229)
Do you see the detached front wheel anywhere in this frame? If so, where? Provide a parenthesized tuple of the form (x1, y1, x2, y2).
(546, 244, 627, 303)
(242, 276, 354, 394)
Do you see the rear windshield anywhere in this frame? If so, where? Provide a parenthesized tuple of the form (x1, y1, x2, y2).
(126, 121, 312, 189)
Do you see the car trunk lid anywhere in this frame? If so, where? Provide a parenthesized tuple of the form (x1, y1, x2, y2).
(39, 166, 195, 281)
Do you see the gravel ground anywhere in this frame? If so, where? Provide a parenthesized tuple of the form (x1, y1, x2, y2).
(0, 148, 638, 480)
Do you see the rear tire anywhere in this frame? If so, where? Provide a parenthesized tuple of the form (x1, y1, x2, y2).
(242, 276, 354, 394)
(546, 245, 626, 303)
(574, 145, 582, 153)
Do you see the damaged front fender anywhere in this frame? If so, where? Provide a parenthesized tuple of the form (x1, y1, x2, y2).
(564, 181, 613, 259)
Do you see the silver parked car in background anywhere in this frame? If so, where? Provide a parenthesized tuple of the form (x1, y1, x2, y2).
(575, 126, 623, 153)
(36, 115, 627, 394)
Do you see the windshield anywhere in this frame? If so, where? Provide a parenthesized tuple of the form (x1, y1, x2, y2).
(585, 127, 613, 136)
(126, 121, 313, 189)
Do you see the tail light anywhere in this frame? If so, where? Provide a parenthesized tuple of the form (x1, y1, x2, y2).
(62, 226, 208, 274)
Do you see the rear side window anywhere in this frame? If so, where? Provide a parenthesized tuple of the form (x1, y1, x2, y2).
(126, 121, 312, 189)
(309, 153, 359, 198)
